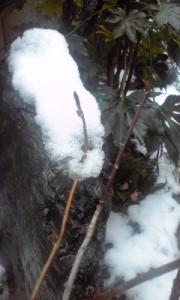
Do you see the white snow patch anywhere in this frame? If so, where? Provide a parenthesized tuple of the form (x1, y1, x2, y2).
(131, 138, 147, 155)
(105, 155, 180, 299)
(154, 86, 180, 105)
(8, 28, 104, 179)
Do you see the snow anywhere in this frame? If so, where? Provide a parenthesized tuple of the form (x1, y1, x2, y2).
(154, 85, 180, 105)
(105, 155, 180, 300)
(7, 28, 104, 179)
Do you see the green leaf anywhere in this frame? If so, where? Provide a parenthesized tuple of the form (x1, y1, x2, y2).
(67, 34, 88, 56)
(106, 8, 125, 23)
(106, 8, 147, 41)
(113, 21, 126, 38)
(157, 95, 180, 165)
(97, 86, 129, 145)
(125, 21, 136, 42)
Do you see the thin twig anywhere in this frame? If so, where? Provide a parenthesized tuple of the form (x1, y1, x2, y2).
(66, 6, 109, 37)
(62, 204, 102, 300)
(169, 267, 180, 300)
(29, 175, 79, 300)
(74, 91, 88, 163)
(62, 82, 152, 300)
(91, 258, 180, 300)
(29, 92, 89, 300)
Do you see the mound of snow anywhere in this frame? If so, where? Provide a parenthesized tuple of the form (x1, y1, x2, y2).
(8, 28, 104, 179)
(105, 156, 180, 300)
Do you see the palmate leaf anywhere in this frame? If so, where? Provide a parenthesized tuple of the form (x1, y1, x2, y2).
(156, 2, 180, 31)
(159, 95, 180, 164)
(66, 34, 88, 56)
(106, 8, 147, 41)
(127, 91, 162, 143)
(97, 86, 129, 145)
(97, 84, 180, 165)
(106, 8, 126, 23)
(144, 94, 180, 164)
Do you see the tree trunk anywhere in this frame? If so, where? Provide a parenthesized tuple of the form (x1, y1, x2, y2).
(0, 62, 110, 300)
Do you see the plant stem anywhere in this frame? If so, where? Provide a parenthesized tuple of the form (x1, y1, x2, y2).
(29, 91, 89, 300)
(92, 258, 180, 300)
(62, 82, 152, 300)
(29, 175, 79, 300)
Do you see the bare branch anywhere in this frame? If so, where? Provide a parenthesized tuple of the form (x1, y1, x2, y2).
(74, 91, 88, 163)
(169, 268, 180, 300)
(29, 91, 89, 300)
(92, 258, 180, 300)
(62, 82, 152, 300)
(29, 175, 79, 300)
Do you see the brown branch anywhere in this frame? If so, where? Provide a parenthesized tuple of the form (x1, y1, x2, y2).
(74, 91, 88, 163)
(92, 258, 180, 300)
(29, 92, 89, 300)
(62, 82, 152, 300)
(169, 268, 180, 300)
(99, 81, 152, 207)
(125, 34, 141, 94)
(29, 175, 79, 300)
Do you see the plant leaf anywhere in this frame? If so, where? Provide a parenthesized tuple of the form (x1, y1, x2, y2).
(97, 86, 129, 145)
(67, 34, 88, 56)
(113, 21, 126, 38)
(131, 190, 139, 201)
(157, 95, 180, 164)
(125, 21, 136, 41)
(106, 8, 147, 41)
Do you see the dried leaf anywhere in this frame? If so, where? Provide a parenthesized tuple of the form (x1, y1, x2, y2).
(119, 182, 129, 190)
(131, 191, 139, 201)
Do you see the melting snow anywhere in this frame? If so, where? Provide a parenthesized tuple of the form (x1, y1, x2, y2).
(8, 28, 104, 179)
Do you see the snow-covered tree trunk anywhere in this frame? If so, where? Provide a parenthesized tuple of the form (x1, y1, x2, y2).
(0, 63, 109, 300)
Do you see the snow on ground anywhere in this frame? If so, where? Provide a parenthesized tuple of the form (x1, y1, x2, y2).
(105, 155, 180, 300)
(7, 28, 104, 179)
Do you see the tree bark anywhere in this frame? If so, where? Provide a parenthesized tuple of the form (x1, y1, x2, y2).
(0, 62, 110, 300)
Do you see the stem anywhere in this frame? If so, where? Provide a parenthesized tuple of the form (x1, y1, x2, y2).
(66, 6, 109, 37)
(74, 91, 88, 163)
(99, 82, 152, 205)
(29, 175, 79, 300)
(62, 82, 152, 300)
(125, 34, 141, 94)
(30, 91, 89, 300)
(62, 204, 102, 300)
(92, 258, 180, 300)
(169, 267, 180, 300)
